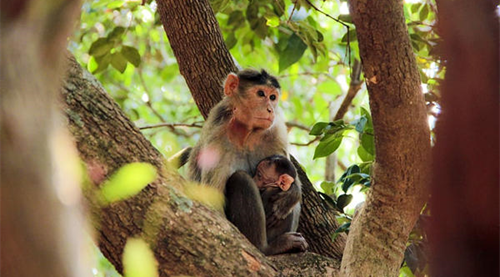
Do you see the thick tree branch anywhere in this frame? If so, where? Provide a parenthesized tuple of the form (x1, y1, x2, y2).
(62, 55, 338, 276)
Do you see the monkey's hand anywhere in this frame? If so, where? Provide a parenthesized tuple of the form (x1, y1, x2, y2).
(266, 184, 301, 228)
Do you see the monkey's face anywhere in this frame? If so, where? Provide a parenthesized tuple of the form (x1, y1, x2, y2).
(234, 85, 279, 130)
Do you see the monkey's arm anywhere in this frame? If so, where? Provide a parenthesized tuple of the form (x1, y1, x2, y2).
(266, 180, 301, 228)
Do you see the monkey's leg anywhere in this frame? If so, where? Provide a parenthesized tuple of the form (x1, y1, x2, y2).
(225, 170, 267, 251)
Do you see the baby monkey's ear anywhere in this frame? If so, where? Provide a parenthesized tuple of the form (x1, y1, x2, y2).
(277, 174, 294, 191)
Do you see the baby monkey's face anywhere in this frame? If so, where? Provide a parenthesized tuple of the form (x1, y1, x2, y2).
(253, 158, 294, 191)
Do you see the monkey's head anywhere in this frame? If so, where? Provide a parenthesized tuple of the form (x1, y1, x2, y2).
(224, 69, 281, 130)
(253, 155, 296, 191)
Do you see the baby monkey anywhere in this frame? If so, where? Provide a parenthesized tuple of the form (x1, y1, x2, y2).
(253, 155, 304, 249)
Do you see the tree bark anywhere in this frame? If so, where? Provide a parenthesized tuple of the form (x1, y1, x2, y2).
(430, 1, 499, 276)
(156, 0, 239, 118)
(156, 0, 346, 260)
(62, 55, 339, 276)
(341, 1, 431, 276)
(0, 1, 86, 277)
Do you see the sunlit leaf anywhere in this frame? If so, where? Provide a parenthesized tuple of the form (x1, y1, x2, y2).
(266, 16, 280, 27)
(100, 163, 157, 204)
(123, 238, 158, 277)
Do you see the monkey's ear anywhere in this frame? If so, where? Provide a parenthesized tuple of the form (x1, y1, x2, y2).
(277, 174, 294, 191)
(224, 73, 239, 97)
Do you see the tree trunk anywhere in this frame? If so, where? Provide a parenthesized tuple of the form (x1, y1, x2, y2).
(341, 1, 431, 276)
(0, 1, 86, 277)
(156, 0, 239, 118)
(430, 1, 499, 276)
(62, 55, 339, 277)
(156, 0, 346, 259)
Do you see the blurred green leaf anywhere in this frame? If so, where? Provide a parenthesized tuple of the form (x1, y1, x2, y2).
(309, 122, 329, 136)
(89, 37, 113, 57)
(419, 5, 429, 21)
(100, 163, 157, 204)
(360, 130, 375, 155)
(123, 238, 158, 277)
(279, 33, 307, 72)
(341, 29, 357, 43)
(266, 15, 280, 27)
(111, 52, 127, 73)
(336, 194, 353, 213)
(332, 222, 351, 240)
(320, 181, 335, 195)
(121, 46, 141, 67)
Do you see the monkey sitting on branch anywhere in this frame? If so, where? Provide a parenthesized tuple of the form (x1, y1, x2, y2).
(187, 69, 308, 255)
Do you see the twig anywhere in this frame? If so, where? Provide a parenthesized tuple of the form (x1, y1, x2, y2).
(291, 137, 320, 147)
(303, 0, 351, 67)
(138, 69, 167, 122)
(139, 122, 203, 130)
(334, 59, 363, 120)
(286, 121, 311, 132)
(287, 1, 298, 24)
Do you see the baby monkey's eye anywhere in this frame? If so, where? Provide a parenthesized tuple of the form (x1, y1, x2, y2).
(270, 94, 277, 101)
(257, 90, 265, 97)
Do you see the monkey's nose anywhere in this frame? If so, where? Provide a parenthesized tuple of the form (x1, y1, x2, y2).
(267, 108, 272, 113)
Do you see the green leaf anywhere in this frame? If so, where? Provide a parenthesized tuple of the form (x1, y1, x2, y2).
(411, 3, 422, 13)
(210, 0, 230, 13)
(123, 238, 158, 277)
(89, 37, 113, 57)
(279, 33, 307, 72)
(354, 115, 368, 133)
(246, 2, 259, 29)
(419, 4, 429, 21)
(357, 145, 374, 162)
(360, 130, 375, 155)
(111, 52, 127, 73)
(266, 15, 280, 27)
(227, 10, 245, 29)
(320, 181, 335, 195)
(332, 222, 351, 240)
(225, 33, 237, 49)
(336, 194, 353, 213)
(313, 134, 343, 159)
(309, 122, 329, 136)
(121, 46, 141, 67)
(93, 53, 112, 74)
(100, 163, 157, 204)
(107, 0, 124, 9)
(341, 29, 357, 43)
(108, 26, 125, 42)
(338, 14, 353, 23)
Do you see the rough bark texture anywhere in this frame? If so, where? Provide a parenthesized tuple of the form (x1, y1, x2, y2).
(156, 0, 346, 260)
(0, 1, 85, 277)
(62, 55, 338, 276)
(341, 1, 431, 276)
(156, 0, 239, 118)
(430, 1, 499, 276)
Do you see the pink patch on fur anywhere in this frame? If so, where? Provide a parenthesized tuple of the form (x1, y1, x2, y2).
(197, 146, 220, 170)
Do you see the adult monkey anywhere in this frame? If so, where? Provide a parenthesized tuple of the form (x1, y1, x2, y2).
(187, 69, 308, 255)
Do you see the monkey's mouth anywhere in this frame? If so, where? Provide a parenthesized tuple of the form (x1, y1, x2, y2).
(255, 117, 273, 122)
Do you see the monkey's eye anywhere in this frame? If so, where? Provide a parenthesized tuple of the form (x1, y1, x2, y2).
(257, 90, 265, 97)
(270, 94, 277, 101)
